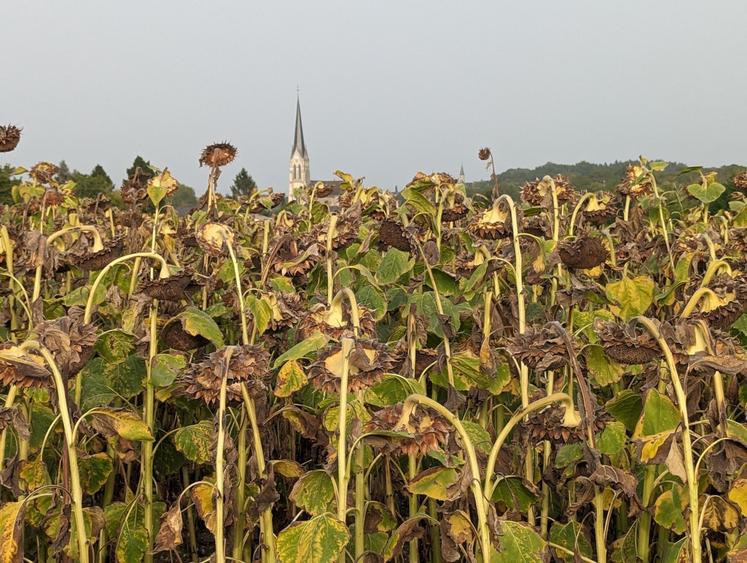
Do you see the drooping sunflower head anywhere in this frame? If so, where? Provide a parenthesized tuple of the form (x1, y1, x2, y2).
(478, 147, 492, 161)
(71, 236, 125, 271)
(30, 162, 60, 185)
(617, 164, 652, 199)
(507, 324, 570, 372)
(199, 142, 237, 168)
(558, 236, 608, 270)
(596, 320, 661, 365)
(0, 346, 51, 389)
(196, 223, 235, 257)
(140, 271, 202, 302)
(0, 125, 22, 153)
(180, 345, 270, 405)
(468, 202, 512, 240)
(365, 403, 452, 456)
(309, 339, 396, 393)
(521, 175, 576, 207)
(734, 171, 747, 192)
(583, 192, 618, 226)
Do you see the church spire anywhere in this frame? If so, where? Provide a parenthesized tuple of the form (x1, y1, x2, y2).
(458, 163, 465, 184)
(291, 93, 308, 158)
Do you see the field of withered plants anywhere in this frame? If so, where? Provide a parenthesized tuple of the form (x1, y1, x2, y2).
(1, 125, 747, 563)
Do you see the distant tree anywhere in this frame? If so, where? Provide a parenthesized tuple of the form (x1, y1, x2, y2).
(91, 164, 113, 187)
(170, 184, 197, 214)
(72, 169, 113, 199)
(126, 156, 154, 181)
(0, 165, 19, 204)
(230, 168, 257, 198)
(56, 160, 72, 183)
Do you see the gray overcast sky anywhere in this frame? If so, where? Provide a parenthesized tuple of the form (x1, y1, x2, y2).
(3, 1, 747, 195)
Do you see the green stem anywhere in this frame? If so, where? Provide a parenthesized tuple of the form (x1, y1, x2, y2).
(337, 338, 354, 563)
(634, 317, 701, 563)
(23, 342, 89, 563)
(214, 348, 233, 563)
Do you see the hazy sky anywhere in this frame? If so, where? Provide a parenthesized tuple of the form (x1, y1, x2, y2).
(3, 1, 747, 195)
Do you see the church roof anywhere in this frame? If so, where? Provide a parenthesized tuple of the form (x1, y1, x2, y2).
(291, 96, 308, 158)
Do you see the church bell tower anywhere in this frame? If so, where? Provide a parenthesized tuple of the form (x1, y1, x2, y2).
(288, 93, 310, 201)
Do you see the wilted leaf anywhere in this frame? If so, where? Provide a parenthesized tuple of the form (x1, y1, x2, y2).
(179, 306, 224, 348)
(191, 482, 217, 534)
(549, 520, 592, 562)
(273, 333, 329, 368)
(0, 501, 25, 563)
(79, 452, 113, 494)
(153, 504, 183, 553)
(654, 486, 688, 534)
(91, 408, 153, 441)
(687, 181, 725, 204)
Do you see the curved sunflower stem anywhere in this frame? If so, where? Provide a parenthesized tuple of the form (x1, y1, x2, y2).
(32, 225, 104, 303)
(568, 191, 593, 237)
(21, 341, 89, 563)
(398, 394, 491, 563)
(83, 252, 170, 324)
(633, 316, 701, 563)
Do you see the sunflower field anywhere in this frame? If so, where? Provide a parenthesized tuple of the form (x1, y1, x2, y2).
(1, 127, 747, 563)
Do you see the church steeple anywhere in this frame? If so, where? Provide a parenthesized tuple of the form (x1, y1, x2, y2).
(458, 163, 465, 184)
(289, 91, 310, 200)
(291, 94, 308, 158)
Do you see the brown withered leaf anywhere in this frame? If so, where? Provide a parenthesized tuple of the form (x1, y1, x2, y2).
(385, 517, 426, 561)
(154, 503, 184, 553)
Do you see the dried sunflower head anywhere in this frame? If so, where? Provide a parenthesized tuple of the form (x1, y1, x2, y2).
(469, 202, 512, 240)
(30, 162, 60, 185)
(397, 348, 439, 378)
(521, 176, 576, 207)
(478, 147, 492, 161)
(0, 125, 22, 152)
(121, 168, 151, 205)
(617, 164, 652, 199)
(558, 236, 608, 270)
(265, 292, 304, 331)
(180, 345, 270, 405)
(583, 192, 618, 226)
(298, 302, 377, 340)
(199, 142, 237, 168)
(140, 271, 201, 302)
(31, 307, 98, 376)
(71, 237, 125, 271)
(378, 219, 413, 252)
(734, 171, 747, 192)
(196, 223, 234, 256)
(507, 325, 570, 371)
(309, 339, 396, 393)
(272, 237, 322, 277)
(441, 192, 469, 223)
(365, 403, 452, 456)
(522, 402, 606, 444)
(692, 275, 747, 330)
(161, 319, 209, 351)
(596, 321, 661, 365)
(0, 345, 51, 388)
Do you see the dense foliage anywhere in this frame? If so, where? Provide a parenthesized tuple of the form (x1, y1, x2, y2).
(1, 133, 747, 562)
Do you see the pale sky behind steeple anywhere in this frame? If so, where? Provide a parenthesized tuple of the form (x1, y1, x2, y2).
(3, 0, 746, 195)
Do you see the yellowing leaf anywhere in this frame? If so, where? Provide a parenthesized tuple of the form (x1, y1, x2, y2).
(275, 360, 308, 398)
(728, 478, 747, 516)
(289, 470, 335, 516)
(653, 486, 688, 534)
(0, 502, 24, 563)
(191, 482, 217, 535)
(173, 420, 213, 464)
(406, 467, 459, 501)
(276, 514, 349, 563)
(605, 275, 655, 320)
